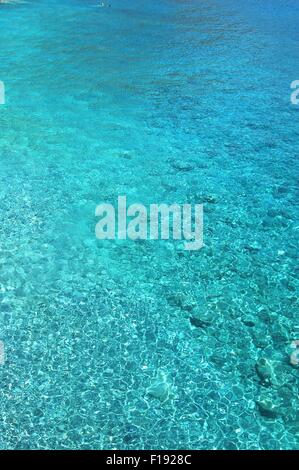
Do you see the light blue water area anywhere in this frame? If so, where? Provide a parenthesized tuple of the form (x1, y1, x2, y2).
(0, 0, 298, 450)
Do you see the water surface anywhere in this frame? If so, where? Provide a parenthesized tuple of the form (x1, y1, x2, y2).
(0, 0, 298, 449)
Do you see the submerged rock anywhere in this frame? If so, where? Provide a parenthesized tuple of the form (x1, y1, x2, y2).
(244, 242, 262, 253)
(189, 308, 214, 328)
(166, 292, 196, 312)
(146, 371, 174, 403)
(202, 194, 217, 204)
(256, 398, 280, 419)
(242, 315, 256, 327)
(255, 358, 278, 386)
(290, 350, 299, 367)
(289, 340, 299, 367)
(169, 159, 195, 172)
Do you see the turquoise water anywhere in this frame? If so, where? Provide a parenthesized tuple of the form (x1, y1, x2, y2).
(0, 0, 299, 450)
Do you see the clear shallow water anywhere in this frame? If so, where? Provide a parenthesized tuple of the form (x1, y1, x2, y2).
(0, 0, 299, 450)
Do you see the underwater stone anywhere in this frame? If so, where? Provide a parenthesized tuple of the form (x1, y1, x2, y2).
(169, 159, 195, 172)
(242, 315, 256, 327)
(289, 340, 299, 367)
(202, 194, 217, 204)
(251, 329, 270, 349)
(270, 321, 289, 343)
(118, 151, 132, 160)
(256, 389, 283, 418)
(147, 381, 169, 401)
(189, 309, 213, 328)
(146, 371, 173, 402)
(166, 292, 196, 312)
(255, 358, 278, 386)
(244, 242, 262, 253)
(256, 398, 280, 419)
